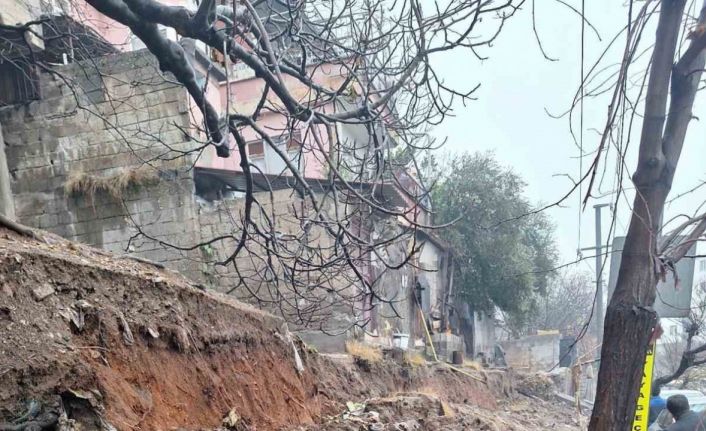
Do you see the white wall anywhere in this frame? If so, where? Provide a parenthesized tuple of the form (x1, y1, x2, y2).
(419, 240, 442, 316)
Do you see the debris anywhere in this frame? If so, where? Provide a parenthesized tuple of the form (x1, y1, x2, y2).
(0, 214, 45, 243)
(292, 340, 305, 373)
(32, 284, 55, 301)
(75, 300, 92, 310)
(223, 408, 241, 428)
(392, 420, 420, 430)
(281, 323, 305, 373)
(120, 254, 166, 269)
(116, 312, 134, 346)
(345, 401, 366, 417)
(13, 400, 41, 423)
(515, 372, 556, 400)
(58, 307, 84, 331)
(301, 392, 582, 431)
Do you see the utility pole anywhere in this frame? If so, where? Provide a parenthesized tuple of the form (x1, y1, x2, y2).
(578, 203, 611, 345)
(593, 203, 610, 343)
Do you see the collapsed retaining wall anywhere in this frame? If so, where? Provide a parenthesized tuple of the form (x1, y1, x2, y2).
(0, 226, 505, 430)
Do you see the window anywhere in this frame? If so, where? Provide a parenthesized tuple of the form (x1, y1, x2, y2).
(246, 131, 303, 174)
(247, 141, 266, 173)
(700, 260, 706, 272)
(248, 141, 264, 157)
(670, 325, 678, 337)
(131, 26, 171, 51)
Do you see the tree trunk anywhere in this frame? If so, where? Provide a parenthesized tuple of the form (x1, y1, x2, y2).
(590, 303, 656, 429)
(589, 0, 706, 429)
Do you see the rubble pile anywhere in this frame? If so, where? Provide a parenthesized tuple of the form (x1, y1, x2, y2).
(0, 225, 581, 430)
(515, 371, 557, 400)
(293, 392, 583, 431)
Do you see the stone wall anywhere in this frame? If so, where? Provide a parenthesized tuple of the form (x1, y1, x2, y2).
(0, 51, 205, 277)
(0, 49, 439, 352)
(196, 188, 366, 337)
(367, 221, 416, 343)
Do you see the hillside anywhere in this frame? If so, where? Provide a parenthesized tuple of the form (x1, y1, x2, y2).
(0, 225, 579, 430)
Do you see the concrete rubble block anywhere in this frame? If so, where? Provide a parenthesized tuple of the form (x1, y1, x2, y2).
(32, 284, 55, 301)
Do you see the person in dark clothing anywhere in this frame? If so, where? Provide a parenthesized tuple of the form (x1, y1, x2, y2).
(664, 395, 703, 431)
(650, 386, 667, 425)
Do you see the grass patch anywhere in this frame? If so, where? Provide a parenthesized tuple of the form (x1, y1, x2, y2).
(345, 341, 382, 363)
(462, 360, 482, 370)
(404, 351, 427, 367)
(65, 165, 159, 203)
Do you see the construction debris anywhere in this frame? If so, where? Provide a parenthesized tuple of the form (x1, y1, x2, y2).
(515, 371, 557, 400)
(293, 392, 582, 431)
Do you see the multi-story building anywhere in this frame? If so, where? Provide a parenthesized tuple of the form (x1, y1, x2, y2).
(0, 0, 461, 353)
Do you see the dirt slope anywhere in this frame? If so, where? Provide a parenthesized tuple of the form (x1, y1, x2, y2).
(0, 227, 501, 430)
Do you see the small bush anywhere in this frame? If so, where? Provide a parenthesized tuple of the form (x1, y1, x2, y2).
(65, 165, 159, 203)
(462, 360, 482, 371)
(345, 341, 382, 363)
(404, 351, 427, 367)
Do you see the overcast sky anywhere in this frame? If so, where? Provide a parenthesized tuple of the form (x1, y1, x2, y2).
(428, 0, 706, 276)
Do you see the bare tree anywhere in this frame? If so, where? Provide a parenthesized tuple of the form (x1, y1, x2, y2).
(535, 269, 594, 337)
(496, 269, 592, 339)
(0, 0, 524, 332)
(570, 0, 706, 428)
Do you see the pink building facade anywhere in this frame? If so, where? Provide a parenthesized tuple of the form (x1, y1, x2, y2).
(74, 0, 352, 180)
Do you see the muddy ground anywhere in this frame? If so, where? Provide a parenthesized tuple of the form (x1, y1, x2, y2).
(0, 226, 582, 430)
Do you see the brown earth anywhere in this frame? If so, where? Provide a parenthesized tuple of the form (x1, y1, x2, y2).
(0, 226, 508, 430)
(295, 393, 583, 431)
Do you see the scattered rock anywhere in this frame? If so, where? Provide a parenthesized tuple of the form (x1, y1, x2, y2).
(223, 408, 241, 428)
(365, 394, 444, 422)
(116, 312, 134, 346)
(0, 306, 11, 321)
(58, 307, 84, 331)
(75, 300, 92, 310)
(32, 284, 55, 301)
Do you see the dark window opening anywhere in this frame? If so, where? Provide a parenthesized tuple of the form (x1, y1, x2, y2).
(0, 61, 40, 107)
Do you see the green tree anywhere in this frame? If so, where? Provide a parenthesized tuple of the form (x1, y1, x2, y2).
(433, 152, 557, 322)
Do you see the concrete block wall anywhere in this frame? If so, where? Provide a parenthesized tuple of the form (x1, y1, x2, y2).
(0, 51, 205, 275)
(499, 333, 561, 372)
(367, 221, 415, 342)
(195, 188, 365, 334)
(0, 49, 425, 352)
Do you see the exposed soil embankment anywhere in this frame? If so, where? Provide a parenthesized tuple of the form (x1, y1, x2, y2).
(0, 227, 503, 430)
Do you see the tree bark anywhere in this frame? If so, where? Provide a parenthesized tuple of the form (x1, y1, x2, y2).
(589, 1, 706, 429)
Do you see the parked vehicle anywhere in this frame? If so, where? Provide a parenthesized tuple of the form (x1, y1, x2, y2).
(649, 389, 706, 430)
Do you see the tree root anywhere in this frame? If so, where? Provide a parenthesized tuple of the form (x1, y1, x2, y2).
(0, 214, 45, 243)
